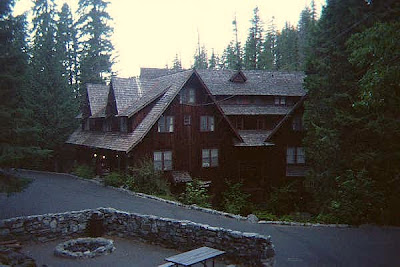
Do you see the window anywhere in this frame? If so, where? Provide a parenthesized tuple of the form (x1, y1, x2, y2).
(202, 149, 218, 167)
(200, 116, 214, 132)
(292, 114, 304, 131)
(180, 88, 195, 104)
(256, 118, 266, 130)
(184, 115, 191, 125)
(287, 147, 305, 164)
(235, 117, 244, 130)
(274, 96, 286, 105)
(158, 116, 174, 132)
(154, 151, 172, 171)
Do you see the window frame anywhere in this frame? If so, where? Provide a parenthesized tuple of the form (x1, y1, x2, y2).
(274, 96, 286, 106)
(286, 146, 305, 165)
(158, 115, 174, 133)
(180, 87, 196, 104)
(153, 151, 173, 171)
(200, 116, 215, 132)
(292, 114, 304, 131)
(184, 115, 191, 126)
(202, 148, 219, 168)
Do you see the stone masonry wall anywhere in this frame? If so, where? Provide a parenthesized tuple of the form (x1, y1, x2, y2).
(0, 208, 275, 266)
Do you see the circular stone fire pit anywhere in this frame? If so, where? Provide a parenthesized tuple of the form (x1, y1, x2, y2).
(54, 237, 115, 258)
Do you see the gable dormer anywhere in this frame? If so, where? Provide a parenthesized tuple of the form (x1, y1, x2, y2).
(105, 82, 118, 117)
(229, 70, 247, 83)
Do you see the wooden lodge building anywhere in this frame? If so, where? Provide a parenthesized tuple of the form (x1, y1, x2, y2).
(66, 68, 307, 198)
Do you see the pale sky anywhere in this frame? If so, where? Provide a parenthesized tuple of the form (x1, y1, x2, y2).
(14, 0, 326, 77)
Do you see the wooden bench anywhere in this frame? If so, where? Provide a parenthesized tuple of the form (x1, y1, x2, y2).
(158, 262, 175, 267)
(161, 246, 225, 267)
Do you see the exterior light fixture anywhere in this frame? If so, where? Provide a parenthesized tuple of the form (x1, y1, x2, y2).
(102, 155, 106, 159)
(94, 153, 97, 158)
(116, 155, 119, 158)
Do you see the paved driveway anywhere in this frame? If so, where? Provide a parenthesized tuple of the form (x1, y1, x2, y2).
(1, 170, 399, 266)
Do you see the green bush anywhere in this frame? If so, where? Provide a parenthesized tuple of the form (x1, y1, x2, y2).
(104, 172, 126, 187)
(254, 211, 279, 221)
(180, 179, 211, 208)
(267, 180, 304, 215)
(72, 164, 95, 179)
(221, 181, 250, 215)
(127, 159, 170, 196)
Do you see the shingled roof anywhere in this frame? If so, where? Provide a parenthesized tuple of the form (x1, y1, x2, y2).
(197, 69, 305, 96)
(67, 70, 193, 152)
(235, 130, 274, 147)
(220, 104, 291, 115)
(140, 68, 187, 79)
(86, 84, 109, 118)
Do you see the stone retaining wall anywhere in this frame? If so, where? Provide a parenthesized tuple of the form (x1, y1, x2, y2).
(0, 208, 275, 266)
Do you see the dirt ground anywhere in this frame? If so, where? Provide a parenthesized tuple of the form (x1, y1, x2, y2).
(22, 236, 228, 267)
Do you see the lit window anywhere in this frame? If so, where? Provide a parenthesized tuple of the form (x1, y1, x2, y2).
(158, 116, 174, 132)
(153, 151, 172, 171)
(202, 149, 218, 167)
(274, 96, 286, 105)
(200, 116, 214, 132)
(180, 88, 196, 104)
(286, 147, 305, 164)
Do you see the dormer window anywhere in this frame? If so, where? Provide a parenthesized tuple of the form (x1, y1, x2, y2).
(158, 115, 174, 133)
(229, 70, 247, 83)
(275, 96, 286, 106)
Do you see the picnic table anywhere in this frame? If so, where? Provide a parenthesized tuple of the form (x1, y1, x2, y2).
(164, 246, 225, 266)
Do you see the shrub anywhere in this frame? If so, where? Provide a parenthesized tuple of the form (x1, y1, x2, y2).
(104, 172, 126, 187)
(267, 180, 305, 215)
(72, 164, 95, 179)
(127, 159, 170, 196)
(254, 211, 279, 221)
(180, 179, 211, 208)
(221, 181, 250, 215)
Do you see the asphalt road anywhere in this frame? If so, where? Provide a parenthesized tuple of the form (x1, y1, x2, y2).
(1, 170, 399, 267)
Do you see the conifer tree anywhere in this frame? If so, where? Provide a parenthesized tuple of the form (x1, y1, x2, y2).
(220, 41, 237, 70)
(172, 53, 182, 70)
(275, 22, 299, 70)
(0, 0, 36, 167)
(77, 0, 114, 89)
(57, 3, 79, 96)
(193, 45, 208, 69)
(243, 7, 263, 69)
(208, 49, 218, 69)
(27, 0, 77, 165)
(297, 6, 315, 70)
(259, 16, 276, 70)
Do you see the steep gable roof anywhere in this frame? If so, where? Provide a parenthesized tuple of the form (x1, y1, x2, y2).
(265, 94, 307, 142)
(197, 69, 305, 96)
(86, 83, 109, 118)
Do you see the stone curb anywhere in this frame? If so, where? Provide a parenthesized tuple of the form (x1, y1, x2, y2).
(16, 169, 350, 228)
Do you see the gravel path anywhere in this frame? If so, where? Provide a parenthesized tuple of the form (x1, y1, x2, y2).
(1, 170, 400, 266)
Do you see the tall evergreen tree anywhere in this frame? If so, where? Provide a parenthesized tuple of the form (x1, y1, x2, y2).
(0, 0, 37, 167)
(77, 0, 114, 90)
(57, 3, 79, 96)
(297, 6, 315, 70)
(243, 7, 263, 69)
(193, 45, 208, 69)
(172, 53, 182, 70)
(259, 16, 276, 70)
(220, 41, 237, 70)
(27, 0, 77, 167)
(208, 49, 218, 69)
(275, 22, 299, 70)
(301, 0, 398, 224)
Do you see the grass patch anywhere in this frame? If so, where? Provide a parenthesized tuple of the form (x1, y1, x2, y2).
(0, 173, 31, 195)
